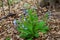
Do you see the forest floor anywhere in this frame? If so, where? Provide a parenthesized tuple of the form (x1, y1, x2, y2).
(0, 0, 60, 40)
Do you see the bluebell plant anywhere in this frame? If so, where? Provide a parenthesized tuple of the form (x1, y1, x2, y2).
(13, 19, 17, 26)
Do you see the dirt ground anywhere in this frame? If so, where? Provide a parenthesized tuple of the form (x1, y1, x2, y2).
(0, 0, 60, 40)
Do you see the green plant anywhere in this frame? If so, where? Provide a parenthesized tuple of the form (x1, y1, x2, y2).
(43, 12, 49, 21)
(7, 0, 13, 5)
(5, 37, 10, 40)
(16, 9, 49, 40)
(7, 0, 20, 13)
(0, 1, 2, 7)
(7, 0, 20, 5)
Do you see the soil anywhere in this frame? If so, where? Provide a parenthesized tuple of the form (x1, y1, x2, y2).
(0, 0, 60, 40)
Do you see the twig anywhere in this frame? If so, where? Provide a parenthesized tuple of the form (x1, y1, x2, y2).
(0, 13, 16, 20)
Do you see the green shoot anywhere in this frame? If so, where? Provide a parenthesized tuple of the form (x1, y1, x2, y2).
(16, 9, 49, 40)
(5, 37, 10, 40)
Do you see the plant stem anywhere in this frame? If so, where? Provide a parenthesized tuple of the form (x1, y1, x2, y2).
(1, 0, 5, 14)
(7, 0, 10, 13)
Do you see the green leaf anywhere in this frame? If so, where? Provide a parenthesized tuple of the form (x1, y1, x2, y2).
(28, 9, 33, 14)
(8, 0, 13, 5)
(24, 3, 30, 8)
(39, 20, 46, 28)
(45, 13, 49, 18)
(16, 26, 21, 32)
(19, 30, 31, 38)
(5, 37, 10, 40)
(34, 33, 39, 38)
(40, 29, 47, 33)
(0, 1, 2, 7)
(27, 38, 33, 40)
(43, 12, 49, 21)
(43, 26, 49, 31)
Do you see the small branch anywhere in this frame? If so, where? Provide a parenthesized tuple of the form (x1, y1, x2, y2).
(0, 13, 16, 20)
